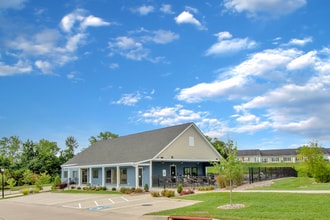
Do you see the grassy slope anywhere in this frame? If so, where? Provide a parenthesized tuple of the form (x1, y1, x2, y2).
(251, 177, 330, 190)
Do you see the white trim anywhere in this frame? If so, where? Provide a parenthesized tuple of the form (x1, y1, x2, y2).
(135, 165, 139, 188)
(101, 166, 105, 186)
(149, 160, 152, 188)
(89, 168, 92, 184)
(116, 166, 120, 189)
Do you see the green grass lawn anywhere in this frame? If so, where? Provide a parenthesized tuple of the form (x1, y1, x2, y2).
(150, 177, 330, 220)
(151, 192, 330, 220)
(251, 177, 330, 190)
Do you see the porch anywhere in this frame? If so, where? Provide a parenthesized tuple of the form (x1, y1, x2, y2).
(152, 175, 216, 188)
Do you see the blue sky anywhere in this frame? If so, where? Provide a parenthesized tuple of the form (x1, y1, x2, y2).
(1, 0, 329, 151)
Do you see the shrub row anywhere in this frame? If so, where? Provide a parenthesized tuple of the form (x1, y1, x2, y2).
(21, 187, 40, 195)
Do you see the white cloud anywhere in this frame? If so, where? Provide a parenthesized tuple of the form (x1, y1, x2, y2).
(287, 51, 317, 71)
(60, 9, 84, 32)
(0, 0, 27, 10)
(206, 32, 256, 56)
(80, 15, 110, 29)
(160, 4, 174, 14)
(60, 9, 109, 32)
(139, 104, 206, 126)
(1, 9, 109, 76)
(108, 29, 178, 62)
(133, 5, 154, 15)
(286, 37, 313, 46)
(150, 30, 179, 44)
(177, 48, 302, 103)
(176, 76, 246, 103)
(108, 36, 149, 61)
(113, 90, 154, 106)
(35, 60, 52, 73)
(0, 60, 32, 76)
(235, 70, 330, 139)
(139, 105, 228, 138)
(215, 31, 232, 40)
(113, 92, 142, 106)
(232, 48, 300, 77)
(175, 11, 205, 30)
(224, 0, 306, 17)
(64, 33, 86, 52)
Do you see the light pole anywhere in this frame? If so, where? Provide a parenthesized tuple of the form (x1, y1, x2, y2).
(1, 167, 4, 199)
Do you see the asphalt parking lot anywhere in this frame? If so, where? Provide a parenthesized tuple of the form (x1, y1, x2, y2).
(0, 192, 198, 220)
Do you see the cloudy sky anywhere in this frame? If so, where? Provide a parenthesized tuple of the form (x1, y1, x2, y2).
(1, 0, 329, 151)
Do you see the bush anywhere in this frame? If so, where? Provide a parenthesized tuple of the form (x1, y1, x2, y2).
(120, 187, 133, 194)
(6, 178, 16, 189)
(52, 175, 61, 189)
(150, 191, 160, 197)
(21, 188, 30, 195)
(216, 175, 227, 188)
(134, 188, 143, 193)
(198, 185, 215, 191)
(111, 187, 116, 191)
(33, 187, 40, 193)
(144, 184, 149, 192)
(177, 183, 183, 194)
(161, 189, 175, 197)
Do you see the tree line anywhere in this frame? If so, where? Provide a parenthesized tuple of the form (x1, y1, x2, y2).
(0, 131, 119, 188)
(0, 136, 78, 187)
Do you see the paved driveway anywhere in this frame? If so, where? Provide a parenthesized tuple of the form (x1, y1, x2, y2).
(0, 192, 198, 220)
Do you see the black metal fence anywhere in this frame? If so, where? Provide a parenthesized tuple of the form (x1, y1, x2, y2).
(248, 167, 297, 184)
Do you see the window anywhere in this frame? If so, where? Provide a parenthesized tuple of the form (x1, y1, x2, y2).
(183, 167, 191, 176)
(72, 171, 77, 178)
(189, 136, 195, 146)
(243, 157, 250, 162)
(283, 157, 292, 162)
(120, 168, 127, 184)
(183, 167, 198, 176)
(106, 170, 111, 183)
(63, 171, 68, 178)
(92, 169, 98, 178)
(272, 157, 279, 162)
(262, 158, 268, 163)
(106, 169, 117, 184)
(191, 167, 198, 176)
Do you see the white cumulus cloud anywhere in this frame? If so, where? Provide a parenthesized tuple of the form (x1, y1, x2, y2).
(224, 0, 306, 17)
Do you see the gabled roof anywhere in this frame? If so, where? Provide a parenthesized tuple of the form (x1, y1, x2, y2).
(237, 149, 261, 157)
(261, 149, 298, 156)
(63, 122, 198, 167)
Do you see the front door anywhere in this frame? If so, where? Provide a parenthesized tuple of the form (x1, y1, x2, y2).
(170, 165, 176, 176)
(138, 167, 143, 187)
(81, 168, 88, 184)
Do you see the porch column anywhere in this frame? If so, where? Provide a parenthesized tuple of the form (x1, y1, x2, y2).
(116, 166, 120, 189)
(102, 166, 105, 186)
(89, 168, 92, 185)
(78, 168, 81, 186)
(135, 165, 139, 188)
(149, 160, 153, 188)
(67, 169, 71, 184)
